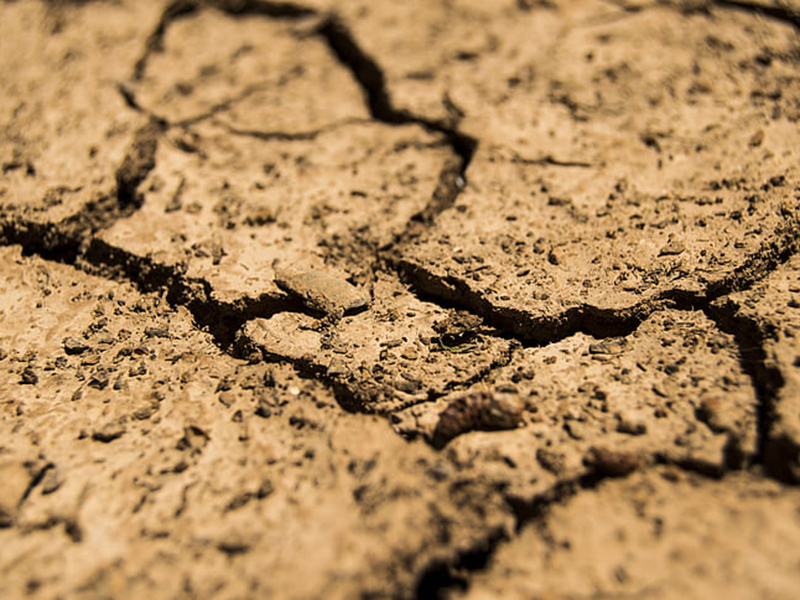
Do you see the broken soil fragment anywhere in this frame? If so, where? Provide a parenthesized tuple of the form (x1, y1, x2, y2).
(584, 446, 642, 478)
(273, 262, 369, 317)
(63, 337, 90, 355)
(92, 421, 126, 443)
(431, 388, 525, 449)
(433, 310, 483, 347)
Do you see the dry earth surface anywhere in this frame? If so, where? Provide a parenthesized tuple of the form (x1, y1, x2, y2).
(2, 0, 800, 598)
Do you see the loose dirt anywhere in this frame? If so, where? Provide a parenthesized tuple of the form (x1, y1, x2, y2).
(2, 1, 800, 599)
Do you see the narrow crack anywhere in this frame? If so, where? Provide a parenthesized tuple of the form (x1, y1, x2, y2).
(315, 16, 405, 125)
(173, 84, 272, 128)
(132, 0, 200, 81)
(509, 148, 596, 169)
(118, 79, 260, 129)
(116, 82, 166, 125)
(0, 119, 162, 263)
(414, 467, 634, 600)
(214, 116, 373, 142)
(316, 14, 478, 234)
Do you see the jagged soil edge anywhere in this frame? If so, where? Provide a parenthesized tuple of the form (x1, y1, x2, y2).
(394, 216, 800, 346)
(712, 0, 800, 29)
(413, 465, 661, 599)
(81, 238, 297, 346)
(3, 3, 800, 599)
(0, 122, 160, 262)
(705, 298, 797, 482)
(233, 326, 520, 416)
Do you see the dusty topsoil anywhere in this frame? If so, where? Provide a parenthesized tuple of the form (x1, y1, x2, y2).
(2, 0, 800, 598)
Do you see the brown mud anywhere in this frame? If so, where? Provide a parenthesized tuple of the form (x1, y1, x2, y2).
(2, 1, 800, 598)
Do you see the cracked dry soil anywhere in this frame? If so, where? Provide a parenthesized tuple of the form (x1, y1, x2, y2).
(2, 0, 800, 598)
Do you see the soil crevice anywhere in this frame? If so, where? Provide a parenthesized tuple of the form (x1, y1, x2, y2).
(396, 217, 800, 349)
(705, 300, 788, 479)
(712, 0, 800, 29)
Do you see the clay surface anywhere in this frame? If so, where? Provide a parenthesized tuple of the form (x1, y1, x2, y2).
(2, 0, 800, 598)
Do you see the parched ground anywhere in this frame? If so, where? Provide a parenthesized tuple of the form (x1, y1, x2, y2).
(2, 0, 800, 598)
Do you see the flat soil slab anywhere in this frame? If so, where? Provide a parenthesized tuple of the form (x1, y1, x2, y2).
(97, 120, 457, 308)
(0, 246, 510, 599)
(0, 1, 160, 226)
(3, 1, 800, 598)
(395, 1, 800, 341)
(393, 308, 757, 499)
(465, 468, 800, 600)
(242, 273, 515, 412)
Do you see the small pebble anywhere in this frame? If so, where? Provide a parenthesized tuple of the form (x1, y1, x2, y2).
(588, 338, 626, 355)
(326, 358, 347, 377)
(616, 412, 647, 435)
(20, 367, 38, 385)
(400, 346, 418, 360)
(658, 240, 685, 257)
(536, 448, 566, 475)
(88, 370, 110, 390)
(92, 422, 126, 443)
(273, 262, 368, 317)
(40, 468, 63, 495)
(145, 327, 170, 339)
(432, 388, 524, 449)
(63, 337, 90, 355)
(585, 446, 641, 477)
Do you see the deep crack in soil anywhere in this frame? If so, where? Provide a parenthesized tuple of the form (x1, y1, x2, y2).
(3, 1, 800, 599)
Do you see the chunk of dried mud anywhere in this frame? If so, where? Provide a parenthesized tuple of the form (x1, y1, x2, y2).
(431, 388, 525, 449)
(273, 261, 369, 318)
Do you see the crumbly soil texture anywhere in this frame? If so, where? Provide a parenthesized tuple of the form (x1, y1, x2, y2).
(3, 1, 800, 598)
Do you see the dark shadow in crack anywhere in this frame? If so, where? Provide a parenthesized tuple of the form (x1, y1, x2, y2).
(132, 0, 201, 81)
(316, 14, 478, 228)
(396, 218, 800, 348)
(0, 119, 163, 264)
(415, 470, 614, 600)
(713, 0, 800, 29)
(705, 299, 790, 480)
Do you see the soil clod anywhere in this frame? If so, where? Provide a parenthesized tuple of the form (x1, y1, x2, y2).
(273, 261, 369, 318)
